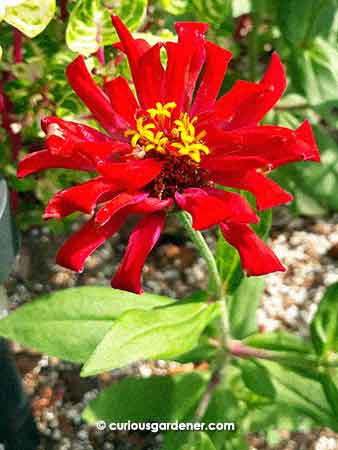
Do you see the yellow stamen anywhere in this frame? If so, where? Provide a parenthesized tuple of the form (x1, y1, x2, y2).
(124, 102, 209, 162)
(148, 101, 177, 119)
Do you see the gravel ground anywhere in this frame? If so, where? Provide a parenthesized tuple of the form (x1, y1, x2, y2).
(3, 208, 338, 450)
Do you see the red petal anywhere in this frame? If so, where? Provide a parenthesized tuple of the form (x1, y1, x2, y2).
(56, 211, 127, 272)
(113, 38, 150, 59)
(75, 141, 131, 165)
(164, 22, 208, 110)
(42, 116, 113, 158)
(17, 149, 94, 178)
(43, 177, 117, 219)
(96, 159, 164, 191)
(112, 16, 149, 78)
(210, 52, 286, 129)
(95, 192, 148, 226)
(128, 197, 173, 213)
(111, 212, 165, 294)
(220, 222, 285, 276)
(191, 41, 232, 115)
(206, 123, 320, 169)
(136, 43, 165, 108)
(104, 76, 138, 125)
(212, 170, 293, 210)
(66, 56, 126, 134)
(175, 187, 258, 230)
(201, 155, 268, 173)
(295, 120, 320, 163)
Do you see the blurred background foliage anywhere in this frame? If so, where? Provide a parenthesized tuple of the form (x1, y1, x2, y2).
(0, 0, 337, 232)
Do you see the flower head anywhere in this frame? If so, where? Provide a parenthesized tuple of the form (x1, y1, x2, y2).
(17, 16, 320, 294)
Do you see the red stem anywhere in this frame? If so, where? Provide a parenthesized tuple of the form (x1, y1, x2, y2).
(1, 75, 22, 212)
(96, 47, 105, 65)
(60, 0, 68, 21)
(13, 29, 23, 63)
(0, 79, 22, 161)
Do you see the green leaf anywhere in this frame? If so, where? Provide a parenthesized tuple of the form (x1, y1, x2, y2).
(272, 122, 338, 215)
(202, 382, 239, 448)
(66, 0, 111, 56)
(277, 0, 338, 46)
(244, 331, 314, 354)
(66, 0, 147, 56)
(290, 39, 338, 106)
(81, 301, 219, 376)
(4, 0, 56, 38)
(83, 371, 209, 423)
(182, 432, 217, 450)
(228, 277, 265, 339)
(0, 287, 174, 363)
(257, 361, 338, 430)
(240, 360, 276, 399)
(216, 230, 243, 294)
(245, 402, 314, 445)
(252, 208, 272, 241)
(319, 370, 338, 417)
(311, 282, 338, 356)
(164, 378, 240, 450)
(216, 194, 272, 294)
(190, 0, 232, 26)
(159, 0, 188, 15)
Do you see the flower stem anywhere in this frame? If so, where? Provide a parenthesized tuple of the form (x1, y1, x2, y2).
(177, 210, 231, 436)
(177, 211, 223, 300)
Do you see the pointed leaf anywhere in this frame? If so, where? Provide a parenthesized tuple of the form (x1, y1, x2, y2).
(83, 371, 209, 423)
(311, 282, 338, 356)
(0, 287, 174, 363)
(81, 301, 219, 376)
(228, 277, 265, 339)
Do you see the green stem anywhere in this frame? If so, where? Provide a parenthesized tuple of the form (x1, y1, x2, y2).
(177, 211, 230, 438)
(177, 211, 223, 300)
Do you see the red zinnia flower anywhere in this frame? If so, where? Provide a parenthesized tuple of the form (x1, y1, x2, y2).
(17, 17, 320, 294)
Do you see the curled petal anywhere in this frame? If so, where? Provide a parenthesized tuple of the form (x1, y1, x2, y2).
(95, 192, 148, 226)
(112, 16, 150, 80)
(43, 177, 117, 219)
(191, 41, 232, 115)
(175, 187, 258, 230)
(220, 222, 285, 276)
(210, 52, 286, 128)
(17, 149, 94, 178)
(104, 76, 138, 125)
(96, 159, 164, 191)
(206, 123, 320, 169)
(66, 56, 126, 135)
(212, 170, 293, 210)
(56, 211, 127, 272)
(111, 212, 165, 294)
(41, 116, 111, 157)
(295, 120, 320, 163)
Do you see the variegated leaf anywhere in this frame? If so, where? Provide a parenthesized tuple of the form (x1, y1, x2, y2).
(4, 0, 55, 38)
(66, 0, 147, 56)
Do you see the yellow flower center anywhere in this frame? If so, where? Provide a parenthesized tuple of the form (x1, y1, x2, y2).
(125, 102, 209, 163)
